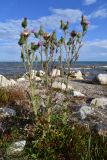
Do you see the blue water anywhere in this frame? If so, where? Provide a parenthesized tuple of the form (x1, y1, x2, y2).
(0, 61, 107, 79)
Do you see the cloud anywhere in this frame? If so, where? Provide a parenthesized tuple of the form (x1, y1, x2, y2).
(88, 24, 98, 30)
(0, 8, 83, 42)
(88, 8, 107, 19)
(84, 0, 97, 5)
(0, 8, 84, 61)
(79, 39, 107, 61)
(0, 43, 20, 61)
(36, 8, 82, 30)
(0, 8, 104, 61)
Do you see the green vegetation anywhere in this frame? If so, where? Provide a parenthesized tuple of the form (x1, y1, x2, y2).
(1, 16, 107, 160)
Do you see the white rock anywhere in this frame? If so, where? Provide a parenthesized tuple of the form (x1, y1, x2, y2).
(34, 76, 42, 82)
(17, 77, 28, 83)
(9, 79, 16, 86)
(72, 90, 85, 97)
(7, 140, 26, 155)
(0, 107, 16, 117)
(91, 97, 107, 108)
(79, 106, 94, 120)
(39, 70, 45, 77)
(70, 70, 83, 80)
(52, 81, 66, 90)
(30, 70, 37, 79)
(0, 75, 16, 87)
(97, 74, 107, 85)
(52, 81, 73, 91)
(23, 70, 37, 79)
(51, 69, 60, 77)
(67, 84, 73, 90)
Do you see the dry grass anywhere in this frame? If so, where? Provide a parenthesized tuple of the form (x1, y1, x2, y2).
(0, 87, 29, 107)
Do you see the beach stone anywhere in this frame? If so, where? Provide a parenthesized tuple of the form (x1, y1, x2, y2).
(51, 69, 60, 77)
(78, 106, 94, 120)
(0, 75, 16, 87)
(70, 70, 84, 80)
(54, 92, 66, 104)
(91, 97, 107, 108)
(9, 79, 16, 86)
(7, 140, 26, 155)
(17, 76, 41, 83)
(37, 70, 45, 77)
(93, 123, 107, 137)
(17, 77, 29, 83)
(23, 70, 37, 79)
(52, 81, 73, 91)
(34, 76, 42, 82)
(0, 107, 16, 117)
(97, 74, 107, 84)
(71, 90, 85, 97)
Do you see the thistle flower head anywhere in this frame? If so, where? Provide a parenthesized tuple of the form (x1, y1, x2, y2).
(38, 41, 42, 47)
(43, 32, 50, 41)
(31, 29, 36, 33)
(21, 29, 30, 37)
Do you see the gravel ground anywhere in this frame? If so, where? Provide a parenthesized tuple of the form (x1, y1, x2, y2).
(70, 80, 107, 98)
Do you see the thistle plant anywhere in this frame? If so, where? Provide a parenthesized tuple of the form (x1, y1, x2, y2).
(18, 15, 88, 118)
(18, 16, 88, 146)
(60, 15, 89, 88)
(18, 18, 41, 115)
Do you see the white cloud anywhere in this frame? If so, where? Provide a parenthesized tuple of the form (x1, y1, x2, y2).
(79, 39, 107, 61)
(0, 8, 84, 61)
(0, 8, 105, 61)
(88, 24, 98, 30)
(0, 8, 83, 42)
(88, 8, 107, 19)
(36, 8, 82, 30)
(84, 0, 97, 5)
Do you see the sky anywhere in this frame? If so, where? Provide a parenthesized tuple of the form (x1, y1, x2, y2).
(0, 0, 107, 61)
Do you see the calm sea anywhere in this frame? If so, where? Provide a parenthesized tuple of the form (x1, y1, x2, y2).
(0, 61, 107, 79)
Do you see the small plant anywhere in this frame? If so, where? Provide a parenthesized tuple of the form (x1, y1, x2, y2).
(59, 16, 88, 88)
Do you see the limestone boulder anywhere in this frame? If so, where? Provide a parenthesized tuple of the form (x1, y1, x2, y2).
(51, 69, 60, 77)
(70, 70, 84, 80)
(96, 74, 107, 85)
(91, 97, 107, 108)
(52, 81, 73, 91)
(7, 140, 26, 155)
(0, 75, 16, 87)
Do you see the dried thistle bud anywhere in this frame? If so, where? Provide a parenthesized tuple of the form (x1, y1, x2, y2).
(43, 32, 50, 41)
(21, 17, 27, 28)
(70, 30, 77, 37)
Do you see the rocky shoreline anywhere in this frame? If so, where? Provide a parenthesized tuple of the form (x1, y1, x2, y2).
(0, 69, 107, 157)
